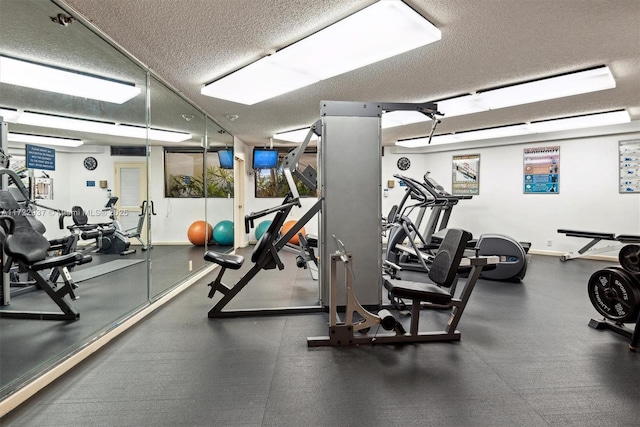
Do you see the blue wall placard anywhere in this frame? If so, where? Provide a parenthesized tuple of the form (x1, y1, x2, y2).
(26, 144, 56, 171)
(86, 181, 96, 187)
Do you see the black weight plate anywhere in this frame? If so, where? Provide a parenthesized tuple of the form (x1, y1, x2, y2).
(587, 267, 640, 322)
(619, 244, 640, 274)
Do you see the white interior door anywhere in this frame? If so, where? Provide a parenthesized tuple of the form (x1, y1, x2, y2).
(114, 162, 147, 244)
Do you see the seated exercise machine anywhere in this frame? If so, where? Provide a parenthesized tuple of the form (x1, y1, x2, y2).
(308, 229, 498, 346)
(586, 243, 640, 351)
(557, 229, 640, 261)
(0, 169, 90, 305)
(0, 178, 91, 321)
(0, 215, 89, 321)
(60, 197, 138, 256)
(203, 123, 322, 317)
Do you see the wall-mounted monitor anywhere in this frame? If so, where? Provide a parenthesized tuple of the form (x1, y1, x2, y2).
(217, 149, 234, 169)
(252, 148, 278, 169)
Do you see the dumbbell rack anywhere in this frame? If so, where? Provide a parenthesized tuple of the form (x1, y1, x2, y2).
(587, 244, 640, 351)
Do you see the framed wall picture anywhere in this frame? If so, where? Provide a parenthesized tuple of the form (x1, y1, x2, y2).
(523, 146, 559, 194)
(619, 139, 640, 193)
(452, 154, 480, 195)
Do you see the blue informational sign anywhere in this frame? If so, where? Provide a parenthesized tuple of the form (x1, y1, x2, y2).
(86, 181, 96, 187)
(26, 144, 56, 171)
(523, 146, 559, 194)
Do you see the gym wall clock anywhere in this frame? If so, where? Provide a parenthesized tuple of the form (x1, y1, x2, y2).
(83, 156, 98, 171)
(397, 156, 411, 171)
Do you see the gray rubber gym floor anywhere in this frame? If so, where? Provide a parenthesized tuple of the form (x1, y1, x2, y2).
(2, 250, 639, 426)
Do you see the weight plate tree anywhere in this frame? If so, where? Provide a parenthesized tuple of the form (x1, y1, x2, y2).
(619, 244, 640, 274)
(587, 266, 640, 323)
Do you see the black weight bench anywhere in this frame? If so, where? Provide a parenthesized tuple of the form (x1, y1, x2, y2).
(0, 215, 90, 320)
(557, 229, 640, 261)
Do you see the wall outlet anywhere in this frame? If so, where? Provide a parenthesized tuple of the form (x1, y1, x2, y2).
(547, 240, 553, 247)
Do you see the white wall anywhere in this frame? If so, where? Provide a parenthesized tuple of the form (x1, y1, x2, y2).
(239, 126, 640, 256)
(383, 130, 640, 255)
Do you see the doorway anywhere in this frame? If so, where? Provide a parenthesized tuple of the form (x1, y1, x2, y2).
(113, 162, 148, 245)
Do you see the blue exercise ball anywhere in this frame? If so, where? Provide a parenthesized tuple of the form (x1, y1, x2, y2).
(255, 220, 272, 241)
(213, 220, 234, 246)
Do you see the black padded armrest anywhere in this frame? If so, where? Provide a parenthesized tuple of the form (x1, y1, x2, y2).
(204, 251, 244, 269)
(31, 252, 85, 271)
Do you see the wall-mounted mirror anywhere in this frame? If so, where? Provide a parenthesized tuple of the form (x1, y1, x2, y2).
(0, 0, 230, 402)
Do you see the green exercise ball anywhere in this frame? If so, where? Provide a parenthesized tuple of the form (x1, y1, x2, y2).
(255, 220, 272, 241)
(213, 220, 234, 246)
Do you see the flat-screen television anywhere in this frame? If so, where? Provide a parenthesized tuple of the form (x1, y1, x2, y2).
(217, 149, 234, 169)
(252, 148, 278, 169)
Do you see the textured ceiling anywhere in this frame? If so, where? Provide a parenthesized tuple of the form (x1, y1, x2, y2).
(6, 0, 640, 147)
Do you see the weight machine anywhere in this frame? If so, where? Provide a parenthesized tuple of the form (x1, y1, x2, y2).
(204, 121, 322, 317)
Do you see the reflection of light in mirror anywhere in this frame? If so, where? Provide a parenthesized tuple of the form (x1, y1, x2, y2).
(0, 56, 141, 104)
(8, 132, 83, 147)
(0, 108, 192, 142)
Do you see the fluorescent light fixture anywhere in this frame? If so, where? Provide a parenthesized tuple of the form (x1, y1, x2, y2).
(8, 132, 83, 147)
(0, 56, 141, 104)
(528, 110, 630, 133)
(1, 108, 192, 143)
(397, 124, 530, 147)
(275, 110, 432, 140)
(396, 110, 631, 147)
(274, 128, 318, 143)
(202, 1, 441, 104)
(381, 66, 617, 129)
(477, 67, 616, 110)
(381, 111, 432, 128)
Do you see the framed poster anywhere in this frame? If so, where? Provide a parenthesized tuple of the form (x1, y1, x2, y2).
(619, 139, 640, 193)
(452, 154, 480, 195)
(523, 146, 559, 194)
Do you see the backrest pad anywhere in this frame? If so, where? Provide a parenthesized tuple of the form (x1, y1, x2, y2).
(4, 227, 50, 264)
(428, 228, 471, 288)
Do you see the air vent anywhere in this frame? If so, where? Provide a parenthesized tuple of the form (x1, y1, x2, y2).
(110, 146, 147, 156)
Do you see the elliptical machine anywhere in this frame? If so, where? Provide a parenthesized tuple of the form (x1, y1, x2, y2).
(386, 173, 529, 282)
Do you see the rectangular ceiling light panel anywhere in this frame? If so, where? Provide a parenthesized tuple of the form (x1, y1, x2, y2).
(396, 110, 631, 148)
(0, 56, 141, 104)
(438, 66, 616, 117)
(477, 66, 616, 110)
(202, 0, 441, 105)
(8, 132, 83, 147)
(1, 109, 191, 143)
